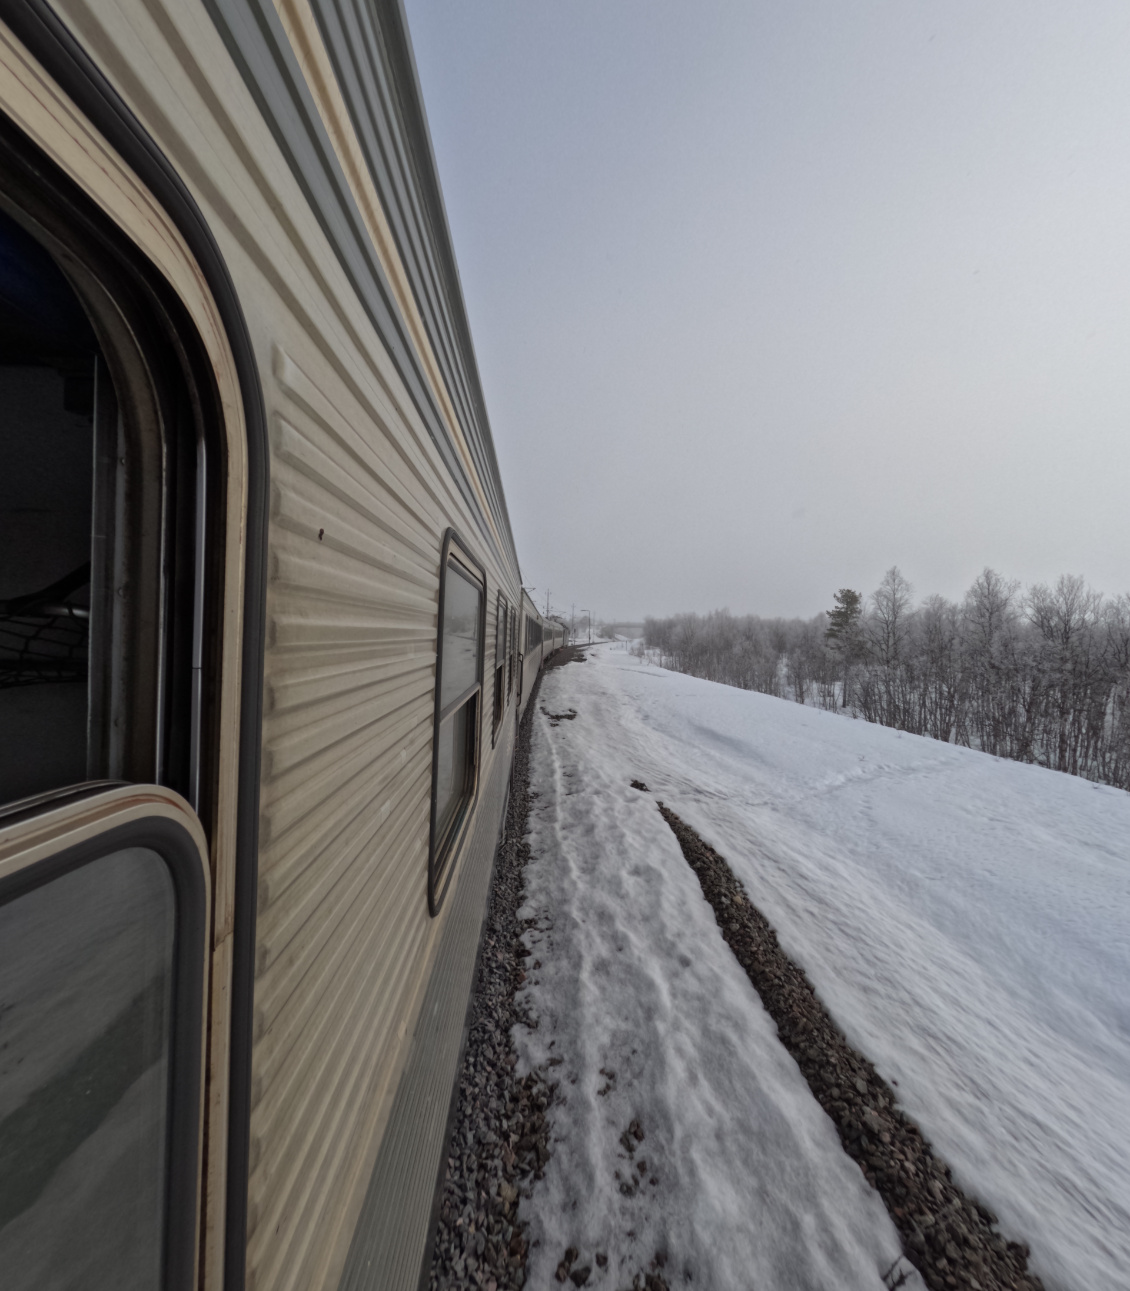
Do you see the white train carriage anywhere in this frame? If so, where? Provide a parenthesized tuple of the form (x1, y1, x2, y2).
(0, 3, 561, 1288)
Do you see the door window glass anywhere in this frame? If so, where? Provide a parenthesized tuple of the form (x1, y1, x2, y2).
(0, 845, 174, 1290)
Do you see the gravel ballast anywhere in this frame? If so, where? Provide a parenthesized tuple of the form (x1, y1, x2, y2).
(427, 650, 585, 1291)
(657, 801, 1045, 1291)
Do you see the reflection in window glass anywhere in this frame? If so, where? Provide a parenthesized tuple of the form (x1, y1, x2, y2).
(0, 847, 174, 1291)
(435, 700, 473, 842)
(493, 664, 504, 729)
(0, 207, 102, 805)
(493, 594, 507, 730)
(432, 547, 484, 904)
(440, 563, 481, 711)
(495, 594, 507, 663)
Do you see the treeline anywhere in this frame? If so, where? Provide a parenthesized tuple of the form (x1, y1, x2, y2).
(643, 568, 1130, 791)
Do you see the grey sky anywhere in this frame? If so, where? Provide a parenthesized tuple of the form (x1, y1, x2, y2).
(404, 1, 1130, 622)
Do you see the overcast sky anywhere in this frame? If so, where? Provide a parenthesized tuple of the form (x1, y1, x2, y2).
(404, 1, 1130, 622)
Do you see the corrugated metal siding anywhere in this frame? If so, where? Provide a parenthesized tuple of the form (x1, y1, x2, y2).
(45, 3, 527, 1288)
(203, 0, 516, 576)
(304, 0, 517, 558)
(337, 720, 513, 1291)
(252, 349, 518, 1291)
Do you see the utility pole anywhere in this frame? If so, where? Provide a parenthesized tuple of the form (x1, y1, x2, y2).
(571, 603, 575, 645)
(545, 589, 550, 617)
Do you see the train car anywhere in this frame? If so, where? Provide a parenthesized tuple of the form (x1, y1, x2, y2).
(0, 4, 560, 1289)
(517, 589, 561, 707)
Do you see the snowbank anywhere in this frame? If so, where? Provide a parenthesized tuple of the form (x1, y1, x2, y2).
(516, 643, 1130, 1290)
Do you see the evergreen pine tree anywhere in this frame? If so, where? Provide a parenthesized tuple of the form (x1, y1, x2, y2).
(825, 588, 863, 646)
(825, 589, 863, 710)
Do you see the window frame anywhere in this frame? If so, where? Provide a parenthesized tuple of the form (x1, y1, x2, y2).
(492, 590, 509, 743)
(516, 611, 525, 704)
(0, 784, 210, 1291)
(428, 530, 486, 915)
(0, 111, 227, 815)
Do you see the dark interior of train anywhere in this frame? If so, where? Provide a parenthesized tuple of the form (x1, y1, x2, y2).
(0, 205, 100, 804)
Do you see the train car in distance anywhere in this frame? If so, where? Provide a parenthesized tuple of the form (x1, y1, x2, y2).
(0, 4, 562, 1289)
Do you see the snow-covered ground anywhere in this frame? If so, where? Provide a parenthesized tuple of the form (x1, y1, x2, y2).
(515, 644, 1130, 1291)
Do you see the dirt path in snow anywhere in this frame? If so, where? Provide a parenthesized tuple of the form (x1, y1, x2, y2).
(657, 800, 1044, 1291)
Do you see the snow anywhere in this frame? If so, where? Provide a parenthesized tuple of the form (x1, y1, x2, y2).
(515, 660, 922, 1290)
(515, 644, 1130, 1290)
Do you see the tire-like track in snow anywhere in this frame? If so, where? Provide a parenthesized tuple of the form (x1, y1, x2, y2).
(657, 801, 1044, 1291)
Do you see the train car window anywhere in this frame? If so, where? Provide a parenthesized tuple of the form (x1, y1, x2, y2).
(0, 162, 207, 810)
(0, 806, 208, 1291)
(439, 565, 481, 711)
(507, 606, 516, 696)
(492, 592, 508, 738)
(0, 208, 100, 801)
(430, 534, 485, 912)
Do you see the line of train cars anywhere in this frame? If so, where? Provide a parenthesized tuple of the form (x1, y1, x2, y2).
(0, 3, 563, 1288)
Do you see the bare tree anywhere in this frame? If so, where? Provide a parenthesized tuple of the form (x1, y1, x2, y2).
(858, 567, 915, 729)
(962, 569, 1023, 757)
(645, 566, 1130, 792)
